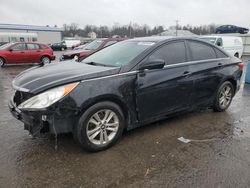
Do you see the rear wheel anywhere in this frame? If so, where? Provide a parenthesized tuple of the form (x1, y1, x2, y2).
(74, 101, 125, 152)
(213, 81, 234, 112)
(0, 57, 5, 67)
(40, 56, 51, 64)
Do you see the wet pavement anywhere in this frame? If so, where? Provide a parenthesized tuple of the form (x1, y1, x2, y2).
(0, 53, 250, 187)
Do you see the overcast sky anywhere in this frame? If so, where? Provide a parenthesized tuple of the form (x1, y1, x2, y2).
(0, 0, 249, 29)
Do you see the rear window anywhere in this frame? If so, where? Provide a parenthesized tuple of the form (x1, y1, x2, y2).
(189, 41, 216, 61)
(27, 44, 40, 50)
(214, 48, 228, 58)
(40, 44, 48, 49)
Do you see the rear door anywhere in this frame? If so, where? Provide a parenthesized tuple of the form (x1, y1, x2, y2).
(26, 43, 42, 62)
(136, 41, 193, 121)
(186, 40, 227, 106)
(8, 43, 27, 63)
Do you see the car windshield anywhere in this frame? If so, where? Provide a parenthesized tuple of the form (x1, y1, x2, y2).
(0, 42, 14, 50)
(84, 40, 103, 50)
(81, 40, 155, 67)
(74, 45, 87, 50)
(200, 37, 217, 44)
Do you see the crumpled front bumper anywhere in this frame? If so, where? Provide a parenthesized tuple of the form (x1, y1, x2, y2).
(8, 100, 51, 136)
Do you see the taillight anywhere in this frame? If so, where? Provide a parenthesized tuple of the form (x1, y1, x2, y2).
(238, 62, 244, 70)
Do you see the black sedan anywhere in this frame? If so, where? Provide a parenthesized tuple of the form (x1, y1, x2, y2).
(9, 37, 243, 152)
(49, 42, 67, 51)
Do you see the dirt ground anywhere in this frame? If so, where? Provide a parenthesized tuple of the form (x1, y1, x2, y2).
(0, 52, 250, 188)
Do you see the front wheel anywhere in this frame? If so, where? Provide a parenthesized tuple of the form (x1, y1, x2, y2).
(213, 81, 234, 112)
(74, 101, 125, 152)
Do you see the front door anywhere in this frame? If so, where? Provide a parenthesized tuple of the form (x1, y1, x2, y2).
(8, 43, 27, 63)
(136, 41, 193, 122)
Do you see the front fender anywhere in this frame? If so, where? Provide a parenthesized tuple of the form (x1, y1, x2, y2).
(67, 73, 138, 129)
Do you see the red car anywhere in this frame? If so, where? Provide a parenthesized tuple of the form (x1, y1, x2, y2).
(60, 38, 126, 62)
(0, 42, 55, 67)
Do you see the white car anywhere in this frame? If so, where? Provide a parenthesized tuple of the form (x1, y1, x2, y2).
(200, 36, 243, 58)
(62, 39, 81, 48)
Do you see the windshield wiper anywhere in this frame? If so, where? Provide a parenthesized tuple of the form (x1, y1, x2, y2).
(86, 62, 107, 67)
(86, 62, 117, 67)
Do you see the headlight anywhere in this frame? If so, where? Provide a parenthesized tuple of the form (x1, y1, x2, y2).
(18, 82, 79, 109)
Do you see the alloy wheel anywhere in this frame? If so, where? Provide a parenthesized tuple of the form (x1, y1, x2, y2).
(86, 109, 119, 145)
(219, 85, 232, 109)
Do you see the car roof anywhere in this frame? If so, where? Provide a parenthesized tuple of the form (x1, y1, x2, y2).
(12, 42, 45, 45)
(127, 36, 199, 43)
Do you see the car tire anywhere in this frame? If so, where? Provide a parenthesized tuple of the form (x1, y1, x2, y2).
(213, 81, 234, 112)
(74, 101, 125, 152)
(40, 56, 51, 64)
(0, 57, 5, 67)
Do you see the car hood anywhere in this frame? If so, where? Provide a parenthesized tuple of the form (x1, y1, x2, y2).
(63, 49, 91, 56)
(13, 61, 120, 94)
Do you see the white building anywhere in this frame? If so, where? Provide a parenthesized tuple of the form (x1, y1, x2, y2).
(0, 24, 63, 44)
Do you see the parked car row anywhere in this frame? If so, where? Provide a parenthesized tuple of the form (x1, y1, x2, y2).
(0, 38, 127, 67)
(9, 36, 243, 152)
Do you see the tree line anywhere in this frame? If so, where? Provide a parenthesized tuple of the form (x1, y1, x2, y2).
(62, 23, 218, 38)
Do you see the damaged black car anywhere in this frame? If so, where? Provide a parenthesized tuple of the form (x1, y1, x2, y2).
(9, 37, 243, 152)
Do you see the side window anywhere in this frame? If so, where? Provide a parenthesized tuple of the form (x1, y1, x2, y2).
(189, 41, 216, 61)
(27, 44, 40, 50)
(148, 41, 186, 65)
(214, 48, 228, 58)
(39, 44, 47, 49)
(11, 44, 26, 51)
(104, 41, 117, 47)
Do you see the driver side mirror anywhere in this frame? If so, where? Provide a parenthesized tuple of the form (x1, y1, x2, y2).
(9, 48, 13, 52)
(139, 59, 165, 71)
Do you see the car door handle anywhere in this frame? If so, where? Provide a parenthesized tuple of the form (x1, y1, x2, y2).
(20, 51, 25, 53)
(36, 50, 41, 52)
(183, 71, 191, 76)
(218, 62, 223, 66)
